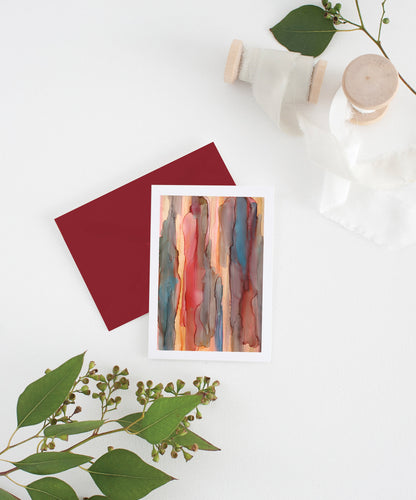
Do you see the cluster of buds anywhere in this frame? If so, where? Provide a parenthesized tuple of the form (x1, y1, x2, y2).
(39, 437, 56, 452)
(193, 376, 220, 405)
(151, 433, 194, 464)
(148, 377, 219, 463)
(45, 392, 83, 431)
(164, 379, 190, 396)
(49, 395, 82, 423)
(40, 362, 129, 451)
(321, 1, 345, 25)
(135, 380, 164, 407)
(135, 378, 194, 408)
(151, 412, 201, 463)
(90, 364, 129, 414)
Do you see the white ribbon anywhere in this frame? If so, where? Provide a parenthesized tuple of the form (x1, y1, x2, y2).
(238, 47, 416, 248)
(239, 48, 314, 134)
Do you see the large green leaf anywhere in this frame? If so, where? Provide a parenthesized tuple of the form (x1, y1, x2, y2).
(44, 420, 104, 438)
(88, 449, 173, 500)
(13, 451, 91, 475)
(117, 394, 202, 444)
(0, 489, 17, 499)
(270, 5, 336, 57)
(171, 429, 220, 451)
(17, 353, 85, 428)
(26, 477, 78, 500)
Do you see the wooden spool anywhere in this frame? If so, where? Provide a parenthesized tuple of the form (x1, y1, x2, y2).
(224, 39, 327, 104)
(342, 54, 399, 125)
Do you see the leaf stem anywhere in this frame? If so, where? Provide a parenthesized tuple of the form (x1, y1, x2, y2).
(4, 472, 25, 489)
(2, 428, 19, 454)
(335, 28, 361, 32)
(0, 422, 47, 457)
(4, 434, 43, 453)
(0, 466, 18, 476)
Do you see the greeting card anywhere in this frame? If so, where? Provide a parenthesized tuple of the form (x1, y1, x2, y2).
(148, 185, 274, 361)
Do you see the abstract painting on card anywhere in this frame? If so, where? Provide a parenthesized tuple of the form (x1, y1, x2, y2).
(148, 185, 273, 361)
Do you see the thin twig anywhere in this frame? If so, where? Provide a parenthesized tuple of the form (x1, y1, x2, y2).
(337, 3, 416, 97)
(354, 0, 364, 27)
(377, 0, 387, 42)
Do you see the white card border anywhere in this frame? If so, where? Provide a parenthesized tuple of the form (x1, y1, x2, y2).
(148, 185, 274, 362)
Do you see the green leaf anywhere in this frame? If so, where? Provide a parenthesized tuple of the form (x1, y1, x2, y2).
(17, 353, 85, 428)
(117, 394, 202, 444)
(88, 497, 109, 500)
(44, 420, 104, 438)
(88, 449, 173, 500)
(0, 489, 17, 500)
(26, 477, 78, 500)
(270, 5, 336, 57)
(171, 429, 220, 451)
(13, 451, 92, 475)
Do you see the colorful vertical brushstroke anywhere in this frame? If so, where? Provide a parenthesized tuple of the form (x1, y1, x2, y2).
(158, 195, 264, 353)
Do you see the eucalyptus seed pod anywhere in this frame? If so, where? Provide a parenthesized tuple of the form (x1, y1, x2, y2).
(96, 382, 107, 392)
(165, 382, 175, 393)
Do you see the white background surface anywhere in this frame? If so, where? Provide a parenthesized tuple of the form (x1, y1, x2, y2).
(1, 1, 416, 499)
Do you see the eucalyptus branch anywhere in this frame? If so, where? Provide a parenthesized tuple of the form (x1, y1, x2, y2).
(271, 1, 416, 95)
(0, 353, 220, 498)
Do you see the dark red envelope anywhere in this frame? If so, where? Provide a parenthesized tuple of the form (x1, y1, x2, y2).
(55, 143, 235, 331)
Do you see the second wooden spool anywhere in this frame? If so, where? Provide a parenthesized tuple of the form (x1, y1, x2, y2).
(342, 54, 399, 125)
